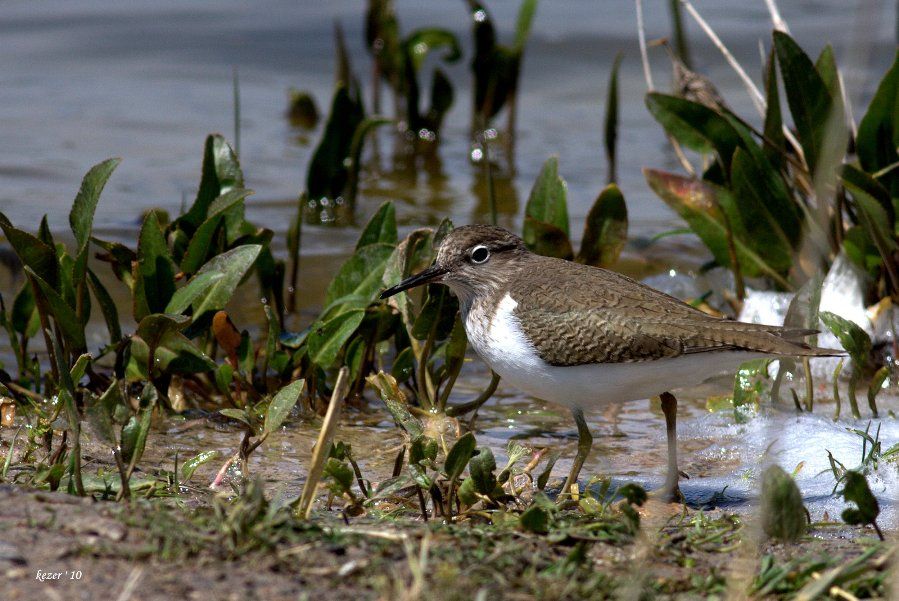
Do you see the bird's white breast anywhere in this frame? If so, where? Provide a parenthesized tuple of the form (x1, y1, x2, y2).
(464, 293, 762, 409)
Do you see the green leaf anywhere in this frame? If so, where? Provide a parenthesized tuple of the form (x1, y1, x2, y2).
(136, 313, 190, 358)
(857, 50, 899, 196)
(11, 283, 37, 337)
(164, 272, 225, 315)
(524, 156, 569, 238)
(306, 309, 365, 368)
(356, 202, 398, 249)
(180, 188, 253, 274)
(219, 408, 251, 427)
(87, 268, 122, 343)
(180, 450, 219, 483)
(519, 504, 550, 534)
(69, 158, 120, 288)
(325, 242, 394, 305)
(773, 31, 833, 172)
(644, 169, 791, 287)
(604, 52, 622, 183)
(820, 311, 870, 370)
(390, 346, 415, 382)
(307, 84, 364, 202)
(729, 149, 794, 274)
(469, 447, 497, 495)
(840, 471, 880, 527)
(0, 215, 58, 289)
(762, 49, 786, 170)
(759, 464, 807, 541)
(180, 134, 244, 229)
(24, 267, 86, 351)
(645, 92, 744, 171)
(444, 431, 476, 481)
(121, 402, 154, 466)
(522, 218, 573, 260)
(403, 28, 461, 72)
(190, 244, 262, 318)
(85, 381, 124, 447)
(264, 379, 305, 434)
(366, 371, 424, 438)
(842, 173, 899, 282)
(815, 45, 839, 96)
(577, 183, 627, 267)
(134, 211, 176, 321)
(513, 0, 539, 52)
(324, 458, 355, 494)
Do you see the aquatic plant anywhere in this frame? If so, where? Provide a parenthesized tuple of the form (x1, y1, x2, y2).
(645, 30, 899, 312)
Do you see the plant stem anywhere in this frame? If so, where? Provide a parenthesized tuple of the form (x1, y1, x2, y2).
(295, 367, 350, 519)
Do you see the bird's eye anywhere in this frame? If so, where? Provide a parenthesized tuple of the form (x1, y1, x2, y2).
(470, 245, 490, 264)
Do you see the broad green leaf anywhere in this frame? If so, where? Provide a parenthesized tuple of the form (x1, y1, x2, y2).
(180, 134, 244, 229)
(136, 313, 190, 357)
(403, 28, 461, 72)
(411, 284, 458, 341)
(815, 45, 839, 97)
(69, 353, 91, 383)
(307, 85, 364, 202)
(840, 471, 880, 528)
(306, 309, 365, 368)
(87, 268, 122, 343)
(604, 52, 622, 183)
(645, 93, 744, 171)
(128, 334, 216, 378)
(85, 380, 124, 448)
(524, 156, 569, 237)
(325, 242, 395, 305)
(180, 450, 219, 483)
(69, 158, 120, 288)
(356, 202, 398, 249)
(24, 266, 85, 351)
(367, 371, 424, 438)
(577, 183, 627, 267)
(843, 174, 899, 279)
(390, 346, 415, 382)
(513, 0, 538, 51)
(759, 465, 807, 541)
(523, 218, 574, 260)
(444, 431, 476, 481)
(0, 214, 58, 289)
(264, 379, 305, 433)
(11, 283, 37, 337)
(469, 447, 497, 495)
(762, 49, 786, 170)
(121, 402, 153, 466)
(219, 408, 250, 426)
(857, 50, 899, 196)
(644, 169, 790, 287)
(323, 458, 355, 494)
(190, 244, 262, 318)
(773, 31, 833, 172)
(164, 272, 225, 315)
(519, 504, 550, 534)
(134, 211, 176, 321)
(729, 149, 793, 274)
(820, 311, 870, 369)
(179, 189, 253, 275)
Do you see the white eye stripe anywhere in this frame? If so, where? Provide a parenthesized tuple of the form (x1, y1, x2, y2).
(470, 245, 490, 264)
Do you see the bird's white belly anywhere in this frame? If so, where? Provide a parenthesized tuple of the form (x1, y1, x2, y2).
(465, 294, 762, 409)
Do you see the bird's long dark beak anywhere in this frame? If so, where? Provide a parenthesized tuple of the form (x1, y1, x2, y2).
(379, 264, 447, 299)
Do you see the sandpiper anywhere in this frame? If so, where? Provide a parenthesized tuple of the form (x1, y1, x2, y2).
(380, 225, 840, 500)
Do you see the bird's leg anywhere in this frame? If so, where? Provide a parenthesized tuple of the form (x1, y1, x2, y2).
(660, 391, 683, 502)
(560, 407, 592, 501)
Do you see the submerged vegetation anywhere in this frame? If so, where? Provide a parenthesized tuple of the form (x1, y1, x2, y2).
(1, 0, 897, 598)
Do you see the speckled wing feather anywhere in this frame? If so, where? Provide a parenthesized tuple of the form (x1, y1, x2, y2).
(509, 257, 838, 366)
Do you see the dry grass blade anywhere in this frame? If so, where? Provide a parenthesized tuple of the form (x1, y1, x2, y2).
(295, 366, 350, 519)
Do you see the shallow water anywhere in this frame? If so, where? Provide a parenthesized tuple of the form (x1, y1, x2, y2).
(2, 1, 899, 529)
